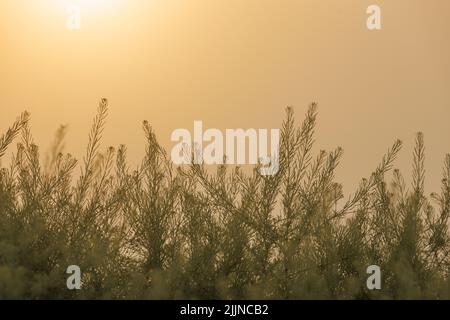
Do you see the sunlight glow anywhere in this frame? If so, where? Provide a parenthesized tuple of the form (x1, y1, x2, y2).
(63, 0, 123, 13)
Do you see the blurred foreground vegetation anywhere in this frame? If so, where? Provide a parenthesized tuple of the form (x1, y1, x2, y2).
(1, 99, 450, 299)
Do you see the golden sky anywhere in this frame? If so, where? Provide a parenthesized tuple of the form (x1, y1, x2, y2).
(1, 0, 449, 193)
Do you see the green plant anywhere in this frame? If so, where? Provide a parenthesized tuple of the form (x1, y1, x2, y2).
(1, 99, 449, 299)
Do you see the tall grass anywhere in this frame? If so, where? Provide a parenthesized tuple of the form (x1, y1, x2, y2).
(1, 99, 449, 299)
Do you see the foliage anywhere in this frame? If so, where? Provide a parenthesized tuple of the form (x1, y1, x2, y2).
(1, 99, 450, 299)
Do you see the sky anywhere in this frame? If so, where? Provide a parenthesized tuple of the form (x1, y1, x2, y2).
(1, 0, 449, 195)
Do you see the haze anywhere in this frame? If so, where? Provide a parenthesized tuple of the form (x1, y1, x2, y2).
(1, 0, 449, 194)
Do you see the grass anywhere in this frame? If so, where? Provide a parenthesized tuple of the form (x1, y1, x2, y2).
(0, 99, 449, 299)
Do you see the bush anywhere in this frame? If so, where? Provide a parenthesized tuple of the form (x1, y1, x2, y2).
(1, 99, 449, 299)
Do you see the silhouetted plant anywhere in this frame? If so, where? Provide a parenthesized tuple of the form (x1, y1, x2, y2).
(1, 99, 449, 299)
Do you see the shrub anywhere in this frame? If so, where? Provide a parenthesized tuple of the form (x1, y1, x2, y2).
(0, 99, 449, 299)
